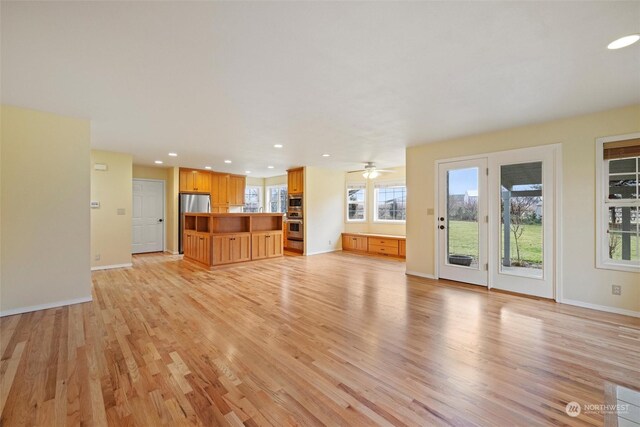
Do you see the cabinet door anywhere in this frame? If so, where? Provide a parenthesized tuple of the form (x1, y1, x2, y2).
(212, 235, 232, 265)
(267, 231, 283, 257)
(356, 237, 369, 251)
(212, 205, 229, 213)
(196, 171, 211, 193)
(288, 169, 303, 194)
(251, 233, 268, 260)
(342, 235, 354, 250)
(398, 240, 406, 257)
(231, 235, 251, 262)
(180, 170, 197, 192)
(229, 176, 245, 205)
(184, 232, 194, 256)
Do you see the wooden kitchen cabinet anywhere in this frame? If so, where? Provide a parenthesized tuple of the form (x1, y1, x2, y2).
(399, 239, 406, 257)
(251, 231, 283, 260)
(183, 231, 211, 265)
(342, 234, 368, 251)
(228, 175, 246, 206)
(212, 233, 251, 265)
(211, 173, 229, 204)
(287, 168, 304, 194)
(180, 169, 210, 193)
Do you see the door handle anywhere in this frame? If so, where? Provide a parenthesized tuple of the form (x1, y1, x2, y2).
(158, 219, 164, 222)
(439, 225, 445, 230)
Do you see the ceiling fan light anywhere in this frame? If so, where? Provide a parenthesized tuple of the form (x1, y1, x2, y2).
(369, 171, 380, 179)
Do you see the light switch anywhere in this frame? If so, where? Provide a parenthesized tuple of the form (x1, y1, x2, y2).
(94, 163, 108, 171)
(90, 201, 100, 208)
(117, 208, 126, 215)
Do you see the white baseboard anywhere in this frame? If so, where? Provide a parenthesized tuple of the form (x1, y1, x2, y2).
(305, 249, 339, 256)
(405, 270, 436, 280)
(91, 263, 133, 271)
(0, 296, 93, 317)
(560, 298, 640, 318)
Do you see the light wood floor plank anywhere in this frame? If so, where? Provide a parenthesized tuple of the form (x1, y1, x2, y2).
(1, 251, 639, 426)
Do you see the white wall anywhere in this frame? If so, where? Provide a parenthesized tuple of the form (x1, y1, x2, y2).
(406, 104, 640, 316)
(1, 106, 91, 316)
(304, 166, 345, 255)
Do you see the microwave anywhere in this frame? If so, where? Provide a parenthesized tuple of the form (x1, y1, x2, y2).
(288, 195, 303, 209)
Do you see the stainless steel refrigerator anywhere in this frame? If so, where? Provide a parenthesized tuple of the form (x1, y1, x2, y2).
(179, 194, 211, 254)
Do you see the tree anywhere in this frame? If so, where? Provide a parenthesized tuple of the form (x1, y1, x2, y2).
(507, 195, 540, 266)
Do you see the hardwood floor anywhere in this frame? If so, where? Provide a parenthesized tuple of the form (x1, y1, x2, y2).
(1, 252, 639, 426)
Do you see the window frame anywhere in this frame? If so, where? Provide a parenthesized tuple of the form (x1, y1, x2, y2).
(265, 184, 288, 213)
(373, 182, 407, 223)
(595, 133, 640, 272)
(243, 185, 262, 213)
(346, 183, 367, 223)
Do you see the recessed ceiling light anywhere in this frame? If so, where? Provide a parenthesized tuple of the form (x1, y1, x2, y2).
(267, 165, 274, 169)
(154, 160, 163, 164)
(204, 166, 212, 170)
(168, 152, 178, 157)
(607, 34, 640, 50)
(322, 153, 330, 157)
(274, 144, 283, 148)
(245, 170, 251, 174)
(224, 160, 232, 164)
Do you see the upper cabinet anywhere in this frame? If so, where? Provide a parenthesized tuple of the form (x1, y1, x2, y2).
(228, 175, 246, 206)
(287, 167, 304, 194)
(210, 173, 229, 204)
(180, 169, 211, 193)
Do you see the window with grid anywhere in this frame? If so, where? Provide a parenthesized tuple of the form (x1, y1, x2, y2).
(346, 183, 366, 222)
(374, 183, 406, 222)
(598, 136, 640, 271)
(266, 185, 287, 213)
(244, 186, 262, 212)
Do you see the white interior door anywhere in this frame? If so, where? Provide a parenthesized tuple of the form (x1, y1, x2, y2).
(132, 179, 164, 254)
(488, 146, 556, 298)
(437, 158, 488, 285)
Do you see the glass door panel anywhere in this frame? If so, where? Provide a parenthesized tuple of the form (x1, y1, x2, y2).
(499, 161, 543, 278)
(447, 167, 480, 270)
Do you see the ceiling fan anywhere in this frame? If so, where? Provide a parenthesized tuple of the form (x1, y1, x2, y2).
(348, 162, 393, 179)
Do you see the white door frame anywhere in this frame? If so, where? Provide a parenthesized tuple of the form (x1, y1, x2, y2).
(132, 178, 166, 253)
(434, 144, 562, 300)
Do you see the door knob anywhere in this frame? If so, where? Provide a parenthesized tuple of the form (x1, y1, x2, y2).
(439, 225, 445, 230)
(158, 219, 164, 222)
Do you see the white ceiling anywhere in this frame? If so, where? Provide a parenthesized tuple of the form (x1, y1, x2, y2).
(2, 1, 639, 177)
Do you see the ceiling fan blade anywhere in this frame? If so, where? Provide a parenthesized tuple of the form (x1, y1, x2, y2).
(347, 169, 366, 173)
(375, 169, 394, 173)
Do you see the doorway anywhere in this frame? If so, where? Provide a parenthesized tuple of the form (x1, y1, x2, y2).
(436, 145, 558, 298)
(132, 179, 165, 254)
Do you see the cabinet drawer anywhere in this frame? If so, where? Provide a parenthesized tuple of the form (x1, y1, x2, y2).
(368, 244, 399, 256)
(368, 238, 398, 248)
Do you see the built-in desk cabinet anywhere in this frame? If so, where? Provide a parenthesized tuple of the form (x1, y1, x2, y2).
(342, 233, 406, 259)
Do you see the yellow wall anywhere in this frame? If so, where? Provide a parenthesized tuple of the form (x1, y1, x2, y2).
(345, 166, 406, 236)
(91, 150, 132, 268)
(305, 166, 345, 254)
(407, 104, 640, 314)
(1, 106, 91, 315)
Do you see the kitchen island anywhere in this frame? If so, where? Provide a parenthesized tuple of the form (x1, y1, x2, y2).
(183, 213, 284, 267)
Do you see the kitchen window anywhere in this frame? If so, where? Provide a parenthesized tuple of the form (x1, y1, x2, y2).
(347, 183, 366, 222)
(244, 186, 262, 212)
(266, 185, 288, 213)
(374, 183, 406, 222)
(596, 134, 640, 271)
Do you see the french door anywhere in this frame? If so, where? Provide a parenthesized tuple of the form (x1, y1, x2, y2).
(437, 146, 557, 298)
(437, 158, 488, 285)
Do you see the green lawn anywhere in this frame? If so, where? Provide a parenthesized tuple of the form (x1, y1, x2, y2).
(448, 220, 543, 265)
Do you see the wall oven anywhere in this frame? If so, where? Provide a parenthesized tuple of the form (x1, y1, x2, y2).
(286, 219, 303, 240)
